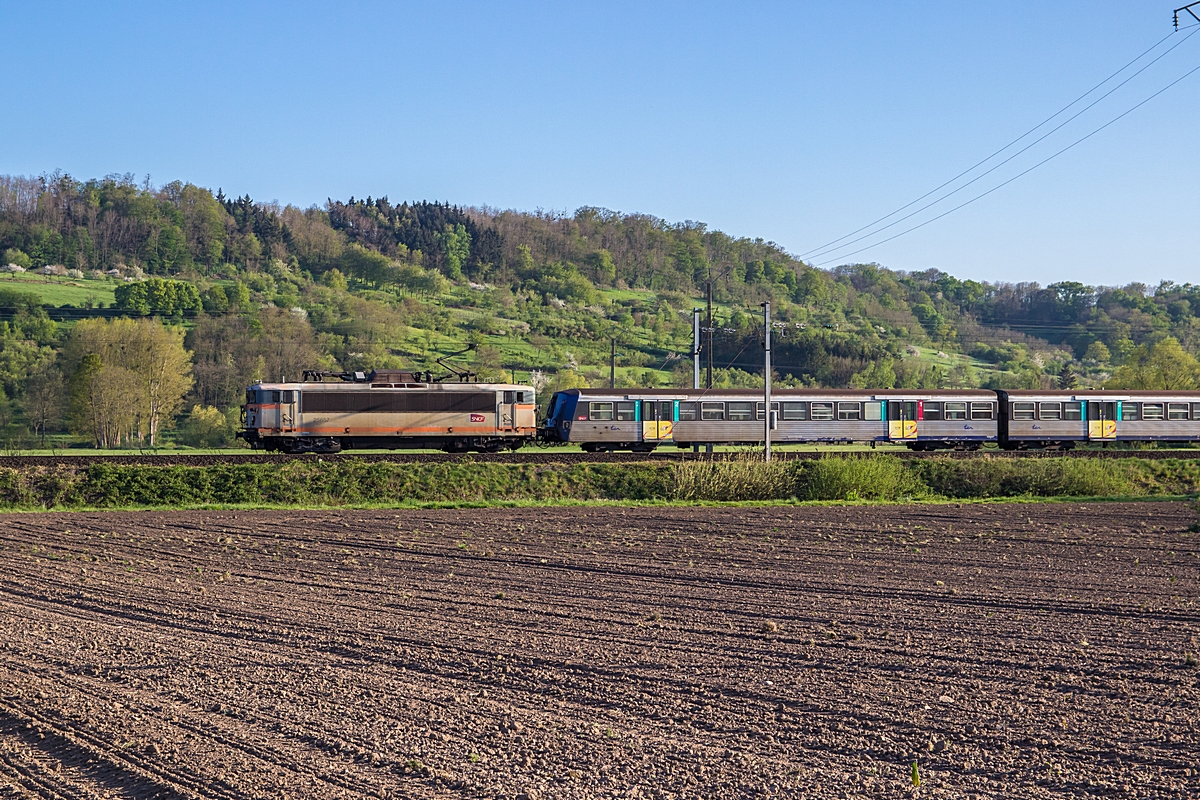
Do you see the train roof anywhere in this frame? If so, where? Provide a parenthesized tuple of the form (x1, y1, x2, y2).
(561, 388, 1200, 399)
(250, 381, 533, 391)
(558, 388, 997, 398)
(999, 390, 1200, 398)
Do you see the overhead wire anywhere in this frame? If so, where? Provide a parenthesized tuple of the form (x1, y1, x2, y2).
(797, 27, 1184, 260)
(814, 54, 1200, 267)
(804, 26, 1200, 265)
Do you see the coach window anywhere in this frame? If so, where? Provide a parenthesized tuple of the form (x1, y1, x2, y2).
(1064, 402, 1083, 420)
(864, 402, 883, 421)
(1039, 402, 1061, 420)
(971, 402, 993, 420)
(1169, 402, 1190, 420)
(781, 402, 807, 421)
(1142, 403, 1164, 421)
(755, 401, 780, 420)
(837, 402, 862, 420)
(1192, 403, 1200, 420)
(810, 402, 834, 421)
(1011, 402, 1036, 421)
(1121, 402, 1139, 421)
(701, 402, 725, 421)
(677, 402, 697, 421)
(945, 402, 968, 420)
(590, 402, 614, 421)
(727, 401, 755, 421)
(923, 402, 942, 420)
(616, 402, 637, 421)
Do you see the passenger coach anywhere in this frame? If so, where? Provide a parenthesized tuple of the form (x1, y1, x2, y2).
(542, 388, 998, 452)
(998, 390, 1200, 449)
(241, 370, 537, 453)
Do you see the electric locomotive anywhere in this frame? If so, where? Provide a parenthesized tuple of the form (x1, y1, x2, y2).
(240, 369, 537, 453)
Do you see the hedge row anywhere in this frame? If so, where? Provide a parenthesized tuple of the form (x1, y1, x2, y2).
(0, 456, 1192, 509)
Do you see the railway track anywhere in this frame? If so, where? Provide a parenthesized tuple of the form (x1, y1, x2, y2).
(0, 447, 1198, 468)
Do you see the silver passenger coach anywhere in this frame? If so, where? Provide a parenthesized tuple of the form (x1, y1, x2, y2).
(542, 389, 998, 452)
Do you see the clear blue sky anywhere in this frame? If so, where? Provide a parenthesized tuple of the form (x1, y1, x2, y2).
(2, 1, 1196, 287)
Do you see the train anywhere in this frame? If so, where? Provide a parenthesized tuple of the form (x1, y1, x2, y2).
(540, 388, 1200, 451)
(239, 369, 537, 453)
(239, 371, 1200, 454)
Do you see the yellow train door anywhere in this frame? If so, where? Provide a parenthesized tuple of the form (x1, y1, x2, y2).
(1087, 401, 1117, 440)
(887, 400, 918, 440)
(641, 400, 674, 442)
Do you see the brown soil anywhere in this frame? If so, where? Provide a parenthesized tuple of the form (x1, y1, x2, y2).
(0, 502, 1197, 799)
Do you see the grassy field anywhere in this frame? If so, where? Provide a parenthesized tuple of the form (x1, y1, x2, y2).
(1, 272, 118, 306)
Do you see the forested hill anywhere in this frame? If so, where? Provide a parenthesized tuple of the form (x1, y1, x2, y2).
(0, 171, 1197, 448)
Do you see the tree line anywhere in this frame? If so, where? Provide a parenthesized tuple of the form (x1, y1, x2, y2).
(0, 170, 1197, 449)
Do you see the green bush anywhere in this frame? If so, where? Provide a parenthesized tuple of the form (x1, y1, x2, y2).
(2, 248, 31, 269)
(796, 455, 927, 501)
(912, 456, 1141, 498)
(0, 461, 676, 509)
(671, 452, 796, 501)
(178, 405, 237, 448)
(0, 455, 1182, 510)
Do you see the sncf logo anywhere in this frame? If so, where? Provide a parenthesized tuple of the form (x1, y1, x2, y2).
(470, 414, 486, 423)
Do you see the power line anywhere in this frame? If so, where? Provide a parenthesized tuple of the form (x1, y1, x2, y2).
(815, 56, 1200, 267)
(1177, 3, 1200, 30)
(797, 28, 1185, 260)
(803, 26, 1200, 264)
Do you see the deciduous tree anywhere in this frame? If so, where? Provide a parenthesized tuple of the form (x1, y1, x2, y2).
(1109, 337, 1200, 390)
(65, 318, 194, 446)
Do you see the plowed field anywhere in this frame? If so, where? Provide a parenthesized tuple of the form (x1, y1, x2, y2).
(0, 502, 1198, 799)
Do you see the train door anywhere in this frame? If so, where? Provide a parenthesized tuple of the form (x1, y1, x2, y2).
(1087, 401, 1116, 440)
(259, 389, 281, 430)
(641, 400, 674, 442)
(887, 400, 918, 441)
(501, 390, 517, 430)
(280, 390, 296, 431)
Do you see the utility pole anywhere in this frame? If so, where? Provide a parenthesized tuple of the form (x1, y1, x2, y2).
(706, 282, 714, 389)
(762, 301, 772, 462)
(692, 308, 702, 454)
(1176, 2, 1200, 29)
(610, 337, 616, 389)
